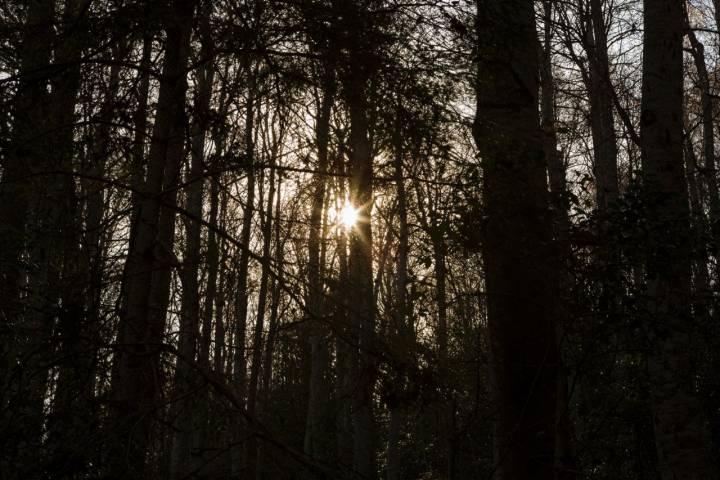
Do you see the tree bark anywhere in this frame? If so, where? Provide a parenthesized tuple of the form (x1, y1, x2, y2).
(193, 170, 220, 470)
(346, 48, 377, 480)
(387, 107, 409, 480)
(170, 14, 215, 475)
(48, 3, 111, 474)
(540, 3, 577, 478)
(683, 126, 712, 322)
(107, 1, 195, 476)
(686, 22, 720, 270)
(586, 0, 619, 213)
(1, 1, 55, 477)
(334, 145, 355, 473)
(261, 172, 284, 412)
(473, 1, 559, 477)
(232, 66, 257, 478)
(640, 1, 718, 477)
(305, 67, 336, 463)
(328, 2, 379, 476)
(0, 0, 53, 336)
(246, 130, 278, 479)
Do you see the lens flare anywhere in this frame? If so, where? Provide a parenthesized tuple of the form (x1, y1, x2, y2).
(339, 204, 359, 229)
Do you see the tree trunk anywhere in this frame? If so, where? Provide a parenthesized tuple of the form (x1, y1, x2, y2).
(387, 108, 409, 480)
(334, 143, 355, 472)
(246, 149, 277, 479)
(586, 0, 619, 213)
(49, 3, 111, 474)
(714, 0, 720, 59)
(686, 22, 720, 272)
(0, 4, 54, 475)
(261, 172, 284, 412)
(210, 70, 233, 381)
(346, 49, 377, 480)
(213, 176, 230, 377)
(192, 173, 220, 470)
(305, 67, 335, 463)
(640, 1, 718, 477)
(107, 1, 195, 476)
(473, 1, 559, 477)
(170, 17, 215, 476)
(232, 68, 257, 478)
(129, 34, 153, 213)
(540, 3, 577, 478)
(684, 128, 712, 323)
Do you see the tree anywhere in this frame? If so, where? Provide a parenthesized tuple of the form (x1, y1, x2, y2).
(640, 0, 718, 477)
(473, 0, 559, 477)
(107, 1, 196, 475)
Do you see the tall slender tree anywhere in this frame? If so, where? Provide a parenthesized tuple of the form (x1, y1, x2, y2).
(107, 1, 195, 475)
(305, 61, 336, 464)
(343, 3, 378, 475)
(170, 4, 215, 475)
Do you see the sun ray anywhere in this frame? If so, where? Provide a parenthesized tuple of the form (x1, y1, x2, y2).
(339, 203, 358, 229)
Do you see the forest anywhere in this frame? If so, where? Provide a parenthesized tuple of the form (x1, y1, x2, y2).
(1, 0, 719, 478)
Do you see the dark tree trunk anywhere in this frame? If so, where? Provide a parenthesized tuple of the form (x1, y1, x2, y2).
(346, 50, 377, 480)
(334, 149, 354, 472)
(129, 34, 153, 214)
(0, 0, 53, 334)
(305, 67, 335, 463)
(331, 1, 379, 476)
(246, 144, 278, 480)
(232, 67, 257, 478)
(640, 0, 718, 477)
(586, 0, 619, 213)
(684, 128, 712, 323)
(0, 1, 54, 477)
(107, 1, 195, 476)
(49, 3, 111, 474)
(686, 22, 720, 271)
(2, 0, 55, 432)
(473, 1, 559, 477)
(540, 3, 577, 478)
(386, 107, 409, 480)
(170, 13, 215, 475)
(261, 172, 284, 413)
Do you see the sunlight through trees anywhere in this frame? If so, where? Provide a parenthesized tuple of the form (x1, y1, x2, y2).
(2, 0, 720, 479)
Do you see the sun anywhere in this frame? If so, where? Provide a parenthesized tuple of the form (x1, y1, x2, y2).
(339, 203, 359, 229)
